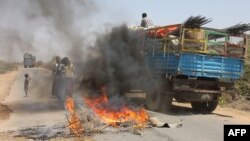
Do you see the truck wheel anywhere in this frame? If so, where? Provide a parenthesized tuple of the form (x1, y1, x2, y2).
(191, 100, 218, 113)
(145, 80, 172, 112)
(146, 90, 163, 111)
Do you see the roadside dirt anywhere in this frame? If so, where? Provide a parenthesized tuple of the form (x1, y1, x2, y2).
(0, 71, 17, 120)
(214, 105, 250, 123)
(174, 102, 250, 123)
(0, 104, 13, 120)
(223, 95, 250, 112)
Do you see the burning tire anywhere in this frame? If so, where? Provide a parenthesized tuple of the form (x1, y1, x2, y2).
(191, 100, 218, 113)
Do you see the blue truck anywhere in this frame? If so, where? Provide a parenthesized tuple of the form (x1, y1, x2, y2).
(139, 21, 250, 113)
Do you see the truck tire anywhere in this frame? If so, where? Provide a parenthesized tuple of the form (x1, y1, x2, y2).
(191, 100, 218, 113)
(145, 90, 163, 111)
(145, 79, 172, 112)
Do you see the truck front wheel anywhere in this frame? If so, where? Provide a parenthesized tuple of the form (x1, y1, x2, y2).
(191, 100, 218, 113)
(145, 80, 172, 112)
(146, 90, 163, 111)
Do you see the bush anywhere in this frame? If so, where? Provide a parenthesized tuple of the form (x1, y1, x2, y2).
(234, 39, 250, 97)
(235, 64, 250, 96)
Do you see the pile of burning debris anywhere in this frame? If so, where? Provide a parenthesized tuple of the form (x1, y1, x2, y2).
(9, 87, 182, 140)
(65, 86, 150, 137)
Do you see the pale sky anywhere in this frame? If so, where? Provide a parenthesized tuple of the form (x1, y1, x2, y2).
(95, 0, 250, 29)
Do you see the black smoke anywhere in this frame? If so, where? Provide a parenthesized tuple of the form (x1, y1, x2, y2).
(76, 25, 156, 97)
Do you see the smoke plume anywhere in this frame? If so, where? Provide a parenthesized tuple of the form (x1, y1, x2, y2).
(0, 0, 97, 62)
(76, 25, 156, 96)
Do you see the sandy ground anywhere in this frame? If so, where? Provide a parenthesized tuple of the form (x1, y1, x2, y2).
(174, 102, 250, 123)
(0, 71, 17, 120)
(0, 71, 17, 101)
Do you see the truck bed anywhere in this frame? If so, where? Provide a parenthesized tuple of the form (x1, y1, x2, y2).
(145, 52, 244, 80)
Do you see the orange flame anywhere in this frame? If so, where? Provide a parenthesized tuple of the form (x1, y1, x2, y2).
(65, 96, 83, 136)
(84, 86, 149, 127)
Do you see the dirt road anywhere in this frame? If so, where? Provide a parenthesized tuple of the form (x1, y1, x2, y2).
(0, 71, 17, 120)
(0, 71, 17, 101)
(0, 68, 249, 141)
(0, 68, 65, 132)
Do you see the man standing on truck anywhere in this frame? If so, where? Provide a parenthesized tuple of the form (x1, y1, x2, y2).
(141, 12, 153, 28)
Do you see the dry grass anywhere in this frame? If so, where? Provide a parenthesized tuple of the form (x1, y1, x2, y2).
(0, 61, 17, 74)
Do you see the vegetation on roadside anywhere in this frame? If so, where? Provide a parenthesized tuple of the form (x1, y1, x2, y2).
(219, 37, 250, 111)
(218, 94, 229, 106)
(234, 39, 250, 97)
(36, 57, 55, 71)
(0, 61, 17, 74)
(235, 64, 250, 96)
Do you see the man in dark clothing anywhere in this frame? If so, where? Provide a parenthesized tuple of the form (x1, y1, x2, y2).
(141, 12, 153, 28)
(24, 73, 31, 97)
(61, 57, 74, 97)
(51, 56, 61, 97)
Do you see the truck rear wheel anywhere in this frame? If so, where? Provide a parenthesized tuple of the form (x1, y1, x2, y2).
(191, 100, 218, 113)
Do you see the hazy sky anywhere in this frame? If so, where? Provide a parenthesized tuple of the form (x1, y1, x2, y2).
(0, 0, 249, 62)
(96, 0, 250, 29)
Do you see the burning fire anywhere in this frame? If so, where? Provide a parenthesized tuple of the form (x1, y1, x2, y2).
(65, 96, 83, 136)
(84, 86, 149, 127)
